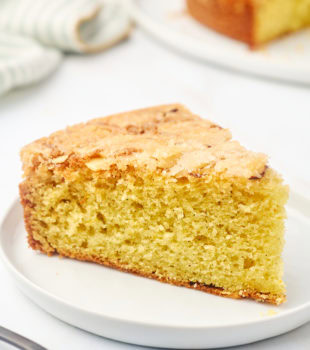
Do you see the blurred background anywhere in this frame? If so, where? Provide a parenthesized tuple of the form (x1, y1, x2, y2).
(0, 1, 309, 349)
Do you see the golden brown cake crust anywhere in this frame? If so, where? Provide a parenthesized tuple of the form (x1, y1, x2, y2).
(25, 229, 285, 305)
(20, 183, 56, 255)
(21, 104, 267, 180)
(186, 0, 256, 46)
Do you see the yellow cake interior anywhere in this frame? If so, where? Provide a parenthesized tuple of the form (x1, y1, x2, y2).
(24, 165, 288, 298)
(255, 0, 310, 44)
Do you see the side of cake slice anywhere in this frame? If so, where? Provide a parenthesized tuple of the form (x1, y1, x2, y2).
(186, 0, 310, 47)
(19, 104, 288, 304)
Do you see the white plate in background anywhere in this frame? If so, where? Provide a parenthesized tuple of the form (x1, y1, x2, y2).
(131, 0, 310, 84)
(0, 194, 309, 349)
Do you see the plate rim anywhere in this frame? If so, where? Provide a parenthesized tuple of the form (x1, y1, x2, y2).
(0, 193, 310, 331)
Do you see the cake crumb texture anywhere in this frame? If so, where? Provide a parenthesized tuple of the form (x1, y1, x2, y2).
(20, 104, 289, 304)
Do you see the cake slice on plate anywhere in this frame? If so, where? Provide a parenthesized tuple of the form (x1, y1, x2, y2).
(19, 104, 288, 304)
(187, 0, 310, 47)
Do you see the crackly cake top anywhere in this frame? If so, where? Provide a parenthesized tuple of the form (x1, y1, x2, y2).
(21, 104, 267, 179)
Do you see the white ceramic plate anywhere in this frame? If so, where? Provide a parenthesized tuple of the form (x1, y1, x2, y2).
(131, 0, 310, 84)
(0, 194, 310, 349)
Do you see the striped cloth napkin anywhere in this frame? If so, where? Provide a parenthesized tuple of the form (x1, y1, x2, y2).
(0, 0, 131, 95)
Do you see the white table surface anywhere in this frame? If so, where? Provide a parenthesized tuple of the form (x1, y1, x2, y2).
(0, 28, 309, 350)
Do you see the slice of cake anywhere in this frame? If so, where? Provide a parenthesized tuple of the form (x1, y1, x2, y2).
(186, 0, 310, 47)
(20, 104, 288, 304)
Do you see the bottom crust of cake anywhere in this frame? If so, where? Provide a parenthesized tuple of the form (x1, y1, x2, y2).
(28, 233, 285, 305)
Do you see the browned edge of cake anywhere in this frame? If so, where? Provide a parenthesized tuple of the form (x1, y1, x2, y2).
(186, 0, 256, 46)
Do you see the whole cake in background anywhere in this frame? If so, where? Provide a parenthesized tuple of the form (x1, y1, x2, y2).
(186, 0, 310, 47)
(19, 104, 289, 304)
